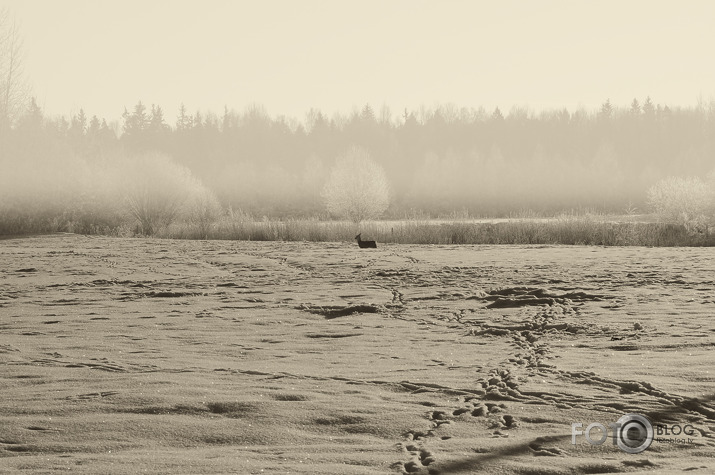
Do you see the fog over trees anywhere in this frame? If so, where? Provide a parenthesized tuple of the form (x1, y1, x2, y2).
(2, 6, 715, 235)
(3, 97, 715, 222)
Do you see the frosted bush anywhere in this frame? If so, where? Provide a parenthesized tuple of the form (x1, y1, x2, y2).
(184, 186, 222, 238)
(647, 175, 713, 235)
(321, 146, 389, 224)
(121, 152, 204, 235)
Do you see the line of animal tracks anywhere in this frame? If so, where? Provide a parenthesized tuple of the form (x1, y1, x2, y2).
(0, 235, 713, 473)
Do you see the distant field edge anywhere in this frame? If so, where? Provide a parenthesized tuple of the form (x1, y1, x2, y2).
(2, 219, 713, 247)
(115, 219, 715, 247)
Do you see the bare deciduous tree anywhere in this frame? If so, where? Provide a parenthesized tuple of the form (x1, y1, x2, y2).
(322, 146, 389, 224)
(122, 152, 201, 235)
(0, 8, 29, 129)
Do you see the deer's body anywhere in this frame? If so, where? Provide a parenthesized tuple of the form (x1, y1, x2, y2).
(355, 233, 377, 248)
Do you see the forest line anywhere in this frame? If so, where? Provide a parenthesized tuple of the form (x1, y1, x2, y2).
(3, 97, 715, 221)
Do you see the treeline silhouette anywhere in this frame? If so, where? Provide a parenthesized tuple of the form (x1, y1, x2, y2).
(3, 97, 714, 218)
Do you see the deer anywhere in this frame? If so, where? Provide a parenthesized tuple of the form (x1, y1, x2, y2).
(355, 233, 377, 248)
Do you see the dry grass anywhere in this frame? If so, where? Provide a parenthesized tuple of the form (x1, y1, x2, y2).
(2, 204, 712, 246)
(159, 213, 714, 247)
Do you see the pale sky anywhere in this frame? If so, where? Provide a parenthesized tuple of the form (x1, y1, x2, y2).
(2, 0, 715, 122)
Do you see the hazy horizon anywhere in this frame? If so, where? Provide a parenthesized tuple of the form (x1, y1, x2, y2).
(3, 0, 715, 237)
(2, 0, 715, 121)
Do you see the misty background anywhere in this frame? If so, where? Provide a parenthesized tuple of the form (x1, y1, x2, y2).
(4, 98, 715, 215)
(1, 1, 715, 238)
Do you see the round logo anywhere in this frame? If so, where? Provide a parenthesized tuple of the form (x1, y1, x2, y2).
(615, 413, 653, 454)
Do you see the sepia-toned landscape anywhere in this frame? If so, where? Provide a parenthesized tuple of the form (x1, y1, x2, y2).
(1, 235, 713, 473)
(2, 1, 715, 473)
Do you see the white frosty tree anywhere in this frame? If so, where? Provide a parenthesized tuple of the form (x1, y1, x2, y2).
(322, 146, 389, 224)
(647, 174, 714, 235)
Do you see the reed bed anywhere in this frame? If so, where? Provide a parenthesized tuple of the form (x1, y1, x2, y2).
(159, 214, 713, 247)
(2, 207, 711, 246)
